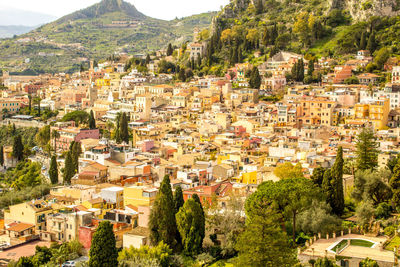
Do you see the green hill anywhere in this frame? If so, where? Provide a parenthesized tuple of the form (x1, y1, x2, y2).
(0, 0, 215, 74)
(202, 0, 400, 74)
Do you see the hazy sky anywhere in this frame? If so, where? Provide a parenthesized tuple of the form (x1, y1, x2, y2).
(0, 0, 230, 20)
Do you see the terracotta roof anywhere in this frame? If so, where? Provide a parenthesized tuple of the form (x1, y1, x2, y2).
(7, 222, 34, 232)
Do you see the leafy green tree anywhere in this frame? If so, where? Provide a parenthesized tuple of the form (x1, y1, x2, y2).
(12, 135, 24, 161)
(49, 155, 58, 184)
(314, 257, 339, 267)
(174, 186, 184, 213)
(249, 66, 261, 89)
(63, 151, 74, 184)
(359, 258, 379, 267)
(17, 256, 34, 267)
(118, 241, 172, 267)
(353, 169, 392, 205)
(331, 146, 344, 215)
(149, 175, 178, 250)
(89, 221, 118, 267)
(0, 146, 4, 167)
(166, 43, 173, 56)
(88, 110, 96, 129)
(61, 110, 89, 126)
(374, 47, 390, 70)
(176, 198, 205, 255)
(274, 162, 304, 180)
(344, 75, 359, 84)
(375, 202, 391, 219)
(387, 154, 400, 173)
(355, 128, 379, 171)
(356, 200, 375, 226)
(311, 166, 325, 187)
(35, 125, 51, 149)
(297, 200, 341, 235)
(235, 205, 298, 266)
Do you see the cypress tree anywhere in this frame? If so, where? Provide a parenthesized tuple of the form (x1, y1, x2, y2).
(167, 43, 173, 56)
(0, 146, 3, 167)
(322, 169, 335, 212)
(49, 155, 58, 184)
(120, 112, 129, 144)
(298, 59, 305, 82)
(256, 0, 264, 14)
(149, 175, 178, 250)
(390, 159, 400, 208)
(28, 94, 32, 114)
(174, 186, 184, 213)
(12, 135, 24, 161)
(145, 54, 151, 65)
(64, 151, 74, 184)
(114, 113, 121, 144)
(263, 27, 270, 46)
(176, 198, 205, 256)
(308, 59, 314, 76)
(238, 47, 242, 63)
(178, 68, 186, 82)
(249, 66, 261, 89)
(291, 62, 298, 81)
(191, 194, 205, 242)
(331, 146, 344, 215)
(366, 31, 377, 53)
(89, 221, 118, 267)
(89, 110, 96, 129)
(71, 142, 81, 174)
(359, 31, 367, 50)
(311, 166, 325, 187)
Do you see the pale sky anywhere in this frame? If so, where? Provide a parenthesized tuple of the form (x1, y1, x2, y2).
(0, 0, 230, 20)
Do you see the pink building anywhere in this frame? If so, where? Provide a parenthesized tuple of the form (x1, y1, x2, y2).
(61, 89, 86, 106)
(51, 127, 100, 151)
(139, 140, 154, 152)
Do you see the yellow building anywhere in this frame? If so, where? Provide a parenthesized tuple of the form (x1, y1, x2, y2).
(95, 78, 111, 87)
(123, 185, 157, 207)
(296, 97, 336, 127)
(350, 98, 390, 130)
(4, 200, 53, 232)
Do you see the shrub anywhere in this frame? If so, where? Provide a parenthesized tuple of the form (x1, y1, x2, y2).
(375, 202, 391, 219)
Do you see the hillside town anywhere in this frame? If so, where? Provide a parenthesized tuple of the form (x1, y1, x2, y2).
(0, 37, 399, 266)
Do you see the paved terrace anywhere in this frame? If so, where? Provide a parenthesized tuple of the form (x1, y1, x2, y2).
(300, 234, 393, 264)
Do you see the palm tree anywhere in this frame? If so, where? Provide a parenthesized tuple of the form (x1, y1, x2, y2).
(52, 130, 60, 153)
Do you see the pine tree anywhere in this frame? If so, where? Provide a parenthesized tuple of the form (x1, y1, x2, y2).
(89, 110, 96, 129)
(49, 155, 58, 184)
(359, 31, 367, 50)
(63, 151, 74, 184)
(249, 66, 261, 89)
(174, 186, 184, 213)
(176, 198, 205, 256)
(331, 146, 344, 215)
(0, 146, 3, 167)
(12, 135, 24, 161)
(355, 128, 379, 170)
(149, 175, 178, 250)
(167, 43, 173, 56)
(120, 112, 129, 144)
(89, 221, 118, 267)
(366, 31, 377, 53)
